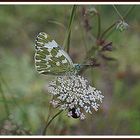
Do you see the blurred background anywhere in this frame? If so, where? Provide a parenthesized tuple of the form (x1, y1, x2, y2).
(0, 5, 140, 135)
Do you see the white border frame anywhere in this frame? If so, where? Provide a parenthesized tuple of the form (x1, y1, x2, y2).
(0, 2, 139, 5)
(0, 2, 139, 138)
(0, 136, 140, 138)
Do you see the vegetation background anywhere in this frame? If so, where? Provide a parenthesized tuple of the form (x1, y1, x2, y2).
(0, 5, 140, 135)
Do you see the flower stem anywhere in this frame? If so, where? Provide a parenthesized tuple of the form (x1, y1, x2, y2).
(45, 102, 52, 125)
(113, 5, 124, 21)
(124, 5, 135, 19)
(63, 5, 77, 53)
(42, 110, 63, 135)
(100, 22, 116, 40)
(97, 13, 101, 39)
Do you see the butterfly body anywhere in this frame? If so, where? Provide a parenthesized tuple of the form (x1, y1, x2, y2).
(35, 32, 82, 76)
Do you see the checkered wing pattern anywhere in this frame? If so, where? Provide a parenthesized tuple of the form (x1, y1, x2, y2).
(34, 32, 74, 75)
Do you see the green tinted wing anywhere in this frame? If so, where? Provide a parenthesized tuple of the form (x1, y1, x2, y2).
(34, 32, 74, 75)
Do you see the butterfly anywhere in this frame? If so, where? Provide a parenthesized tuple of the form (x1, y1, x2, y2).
(34, 32, 83, 76)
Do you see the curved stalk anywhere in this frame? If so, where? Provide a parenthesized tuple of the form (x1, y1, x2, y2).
(113, 5, 124, 21)
(42, 110, 63, 135)
(63, 5, 77, 53)
(97, 13, 101, 39)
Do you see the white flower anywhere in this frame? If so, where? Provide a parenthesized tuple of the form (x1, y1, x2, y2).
(48, 75, 104, 120)
(49, 100, 59, 108)
(116, 20, 129, 32)
(80, 113, 86, 120)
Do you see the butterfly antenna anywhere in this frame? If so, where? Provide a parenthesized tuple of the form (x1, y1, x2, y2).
(80, 64, 91, 66)
(80, 62, 100, 67)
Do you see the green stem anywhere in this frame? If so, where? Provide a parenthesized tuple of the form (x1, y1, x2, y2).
(113, 5, 124, 21)
(100, 22, 116, 40)
(124, 5, 135, 19)
(45, 102, 52, 125)
(67, 30, 71, 53)
(42, 110, 63, 135)
(63, 5, 77, 53)
(97, 13, 101, 39)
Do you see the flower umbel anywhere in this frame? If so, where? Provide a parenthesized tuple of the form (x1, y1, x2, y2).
(48, 75, 104, 120)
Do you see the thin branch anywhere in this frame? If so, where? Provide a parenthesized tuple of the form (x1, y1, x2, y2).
(100, 22, 116, 40)
(97, 13, 101, 39)
(42, 110, 63, 135)
(63, 5, 77, 53)
(113, 5, 124, 21)
(124, 5, 136, 19)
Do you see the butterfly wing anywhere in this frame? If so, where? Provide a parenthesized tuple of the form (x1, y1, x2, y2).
(35, 32, 74, 75)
